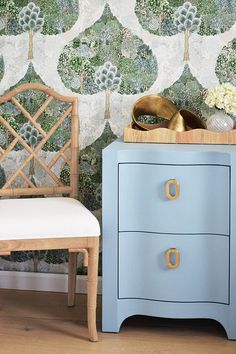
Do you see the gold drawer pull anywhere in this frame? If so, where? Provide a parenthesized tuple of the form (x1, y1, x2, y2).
(166, 248, 180, 269)
(166, 179, 180, 200)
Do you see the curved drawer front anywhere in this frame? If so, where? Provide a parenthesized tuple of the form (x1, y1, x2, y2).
(119, 233, 229, 304)
(119, 163, 229, 235)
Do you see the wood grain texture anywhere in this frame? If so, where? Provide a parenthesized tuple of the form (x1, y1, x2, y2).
(87, 237, 99, 342)
(0, 236, 100, 342)
(69, 248, 89, 267)
(0, 290, 235, 354)
(0, 236, 98, 253)
(0, 83, 77, 104)
(124, 125, 236, 144)
(68, 252, 78, 307)
(0, 83, 78, 197)
(11, 96, 47, 138)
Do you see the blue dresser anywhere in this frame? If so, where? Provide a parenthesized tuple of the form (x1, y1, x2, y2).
(102, 140, 236, 339)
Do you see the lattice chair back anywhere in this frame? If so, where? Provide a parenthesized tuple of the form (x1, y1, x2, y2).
(0, 83, 78, 198)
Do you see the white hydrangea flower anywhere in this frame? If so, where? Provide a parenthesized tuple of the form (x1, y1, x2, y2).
(205, 83, 236, 115)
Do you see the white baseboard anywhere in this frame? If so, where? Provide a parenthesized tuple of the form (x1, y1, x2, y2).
(0, 271, 102, 295)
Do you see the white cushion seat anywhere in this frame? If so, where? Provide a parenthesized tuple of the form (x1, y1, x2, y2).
(0, 197, 100, 240)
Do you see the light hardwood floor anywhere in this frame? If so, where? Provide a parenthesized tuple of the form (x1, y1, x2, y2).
(0, 289, 235, 354)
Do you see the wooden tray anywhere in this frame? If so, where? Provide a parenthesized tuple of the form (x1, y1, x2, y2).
(124, 125, 236, 145)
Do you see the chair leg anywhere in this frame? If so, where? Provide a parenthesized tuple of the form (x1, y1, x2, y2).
(87, 238, 99, 342)
(68, 252, 78, 307)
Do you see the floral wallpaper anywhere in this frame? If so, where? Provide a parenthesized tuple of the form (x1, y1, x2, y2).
(216, 37, 236, 85)
(0, 0, 235, 275)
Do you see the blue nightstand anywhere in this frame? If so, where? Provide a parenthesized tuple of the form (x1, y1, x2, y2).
(102, 140, 236, 339)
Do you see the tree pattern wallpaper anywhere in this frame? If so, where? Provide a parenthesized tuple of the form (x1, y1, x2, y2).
(0, 0, 235, 275)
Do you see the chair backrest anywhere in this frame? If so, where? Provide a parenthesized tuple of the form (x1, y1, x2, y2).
(0, 83, 78, 198)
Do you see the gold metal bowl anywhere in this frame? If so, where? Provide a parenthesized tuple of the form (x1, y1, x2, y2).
(168, 109, 206, 132)
(176, 109, 206, 129)
(132, 95, 206, 132)
(132, 95, 178, 131)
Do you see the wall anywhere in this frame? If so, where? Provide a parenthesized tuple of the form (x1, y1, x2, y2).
(0, 0, 235, 274)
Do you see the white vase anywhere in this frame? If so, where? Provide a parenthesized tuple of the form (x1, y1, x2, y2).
(207, 111, 234, 132)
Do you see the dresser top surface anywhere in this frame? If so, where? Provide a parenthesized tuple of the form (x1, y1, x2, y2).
(104, 139, 236, 154)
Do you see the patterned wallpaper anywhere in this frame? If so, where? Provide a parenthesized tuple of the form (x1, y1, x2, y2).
(0, 0, 235, 274)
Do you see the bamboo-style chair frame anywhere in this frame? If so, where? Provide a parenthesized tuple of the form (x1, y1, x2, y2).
(0, 83, 99, 342)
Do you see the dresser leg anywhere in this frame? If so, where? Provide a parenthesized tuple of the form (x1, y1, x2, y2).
(102, 320, 122, 333)
(225, 317, 236, 340)
(102, 308, 125, 333)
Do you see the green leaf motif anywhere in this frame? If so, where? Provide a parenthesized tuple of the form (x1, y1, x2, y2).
(216, 38, 236, 86)
(79, 122, 116, 211)
(58, 4, 158, 95)
(161, 65, 214, 120)
(0, 0, 79, 35)
(0, 64, 71, 153)
(44, 250, 68, 265)
(135, 0, 236, 36)
(135, 0, 176, 35)
(95, 61, 122, 92)
(19, 2, 44, 33)
(0, 164, 6, 188)
(173, 2, 201, 33)
(19, 122, 42, 147)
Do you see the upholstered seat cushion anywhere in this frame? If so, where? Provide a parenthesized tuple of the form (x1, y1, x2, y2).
(0, 197, 100, 240)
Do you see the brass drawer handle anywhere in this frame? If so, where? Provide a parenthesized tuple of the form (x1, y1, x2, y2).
(166, 179, 180, 200)
(166, 248, 180, 269)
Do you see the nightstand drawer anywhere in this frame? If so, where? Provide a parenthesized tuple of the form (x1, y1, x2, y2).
(119, 164, 229, 235)
(119, 232, 229, 304)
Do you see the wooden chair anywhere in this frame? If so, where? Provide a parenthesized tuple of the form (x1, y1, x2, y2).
(0, 83, 100, 342)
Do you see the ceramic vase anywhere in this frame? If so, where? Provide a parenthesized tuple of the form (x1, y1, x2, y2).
(207, 111, 234, 132)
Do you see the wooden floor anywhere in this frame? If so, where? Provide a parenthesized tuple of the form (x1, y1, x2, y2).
(0, 289, 235, 354)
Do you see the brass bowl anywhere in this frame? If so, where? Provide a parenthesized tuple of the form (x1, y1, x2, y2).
(168, 111, 187, 132)
(132, 95, 178, 131)
(177, 109, 207, 130)
(168, 110, 206, 132)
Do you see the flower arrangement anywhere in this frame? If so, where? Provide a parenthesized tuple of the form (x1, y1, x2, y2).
(205, 83, 236, 116)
